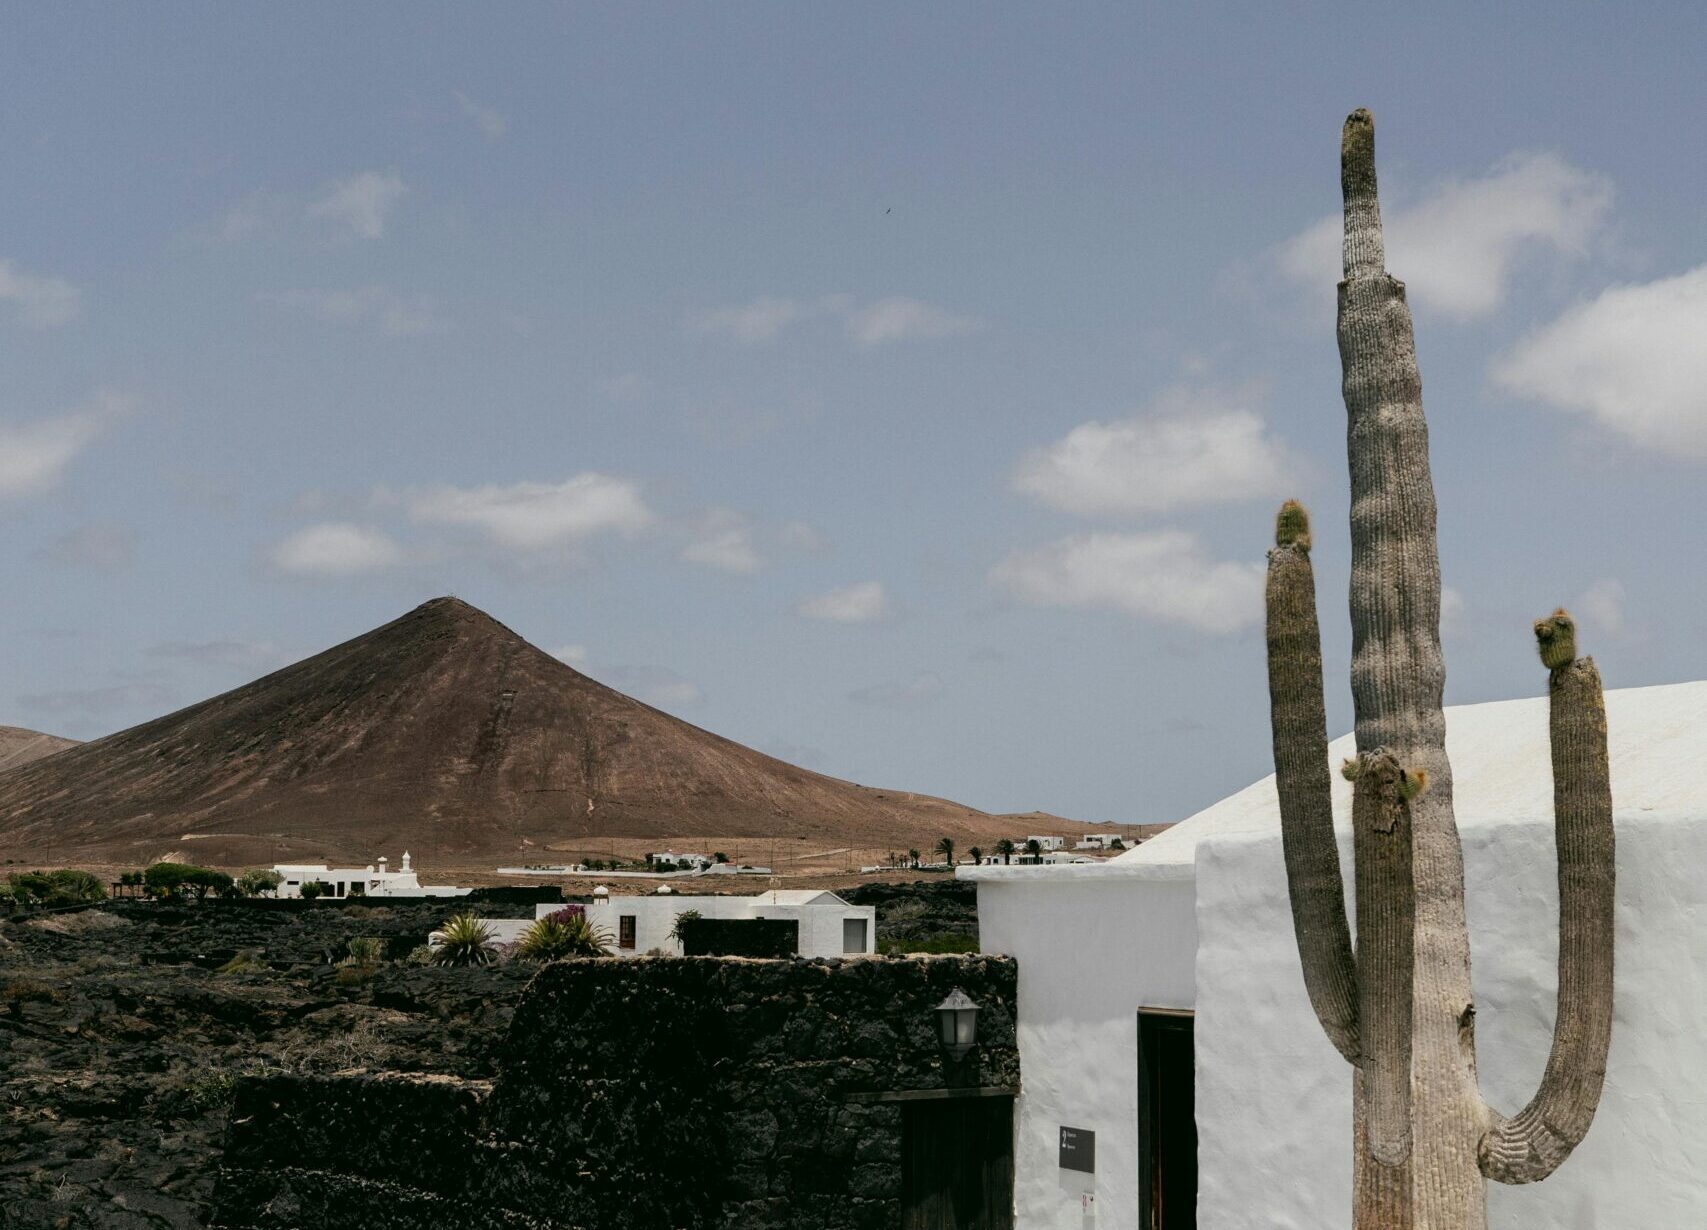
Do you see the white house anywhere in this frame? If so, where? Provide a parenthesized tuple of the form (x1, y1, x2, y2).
(646, 850, 713, 871)
(1025, 835, 1065, 852)
(964, 680, 1707, 1229)
(1074, 833, 1126, 851)
(272, 851, 470, 900)
(474, 888, 877, 959)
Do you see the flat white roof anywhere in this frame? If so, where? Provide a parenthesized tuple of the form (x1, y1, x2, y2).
(962, 680, 1707, 884)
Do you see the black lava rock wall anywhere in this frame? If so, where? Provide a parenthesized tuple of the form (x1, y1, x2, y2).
(212, 953, 1019, 1230)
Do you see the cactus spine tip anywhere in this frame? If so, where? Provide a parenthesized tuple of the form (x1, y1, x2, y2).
(1275, 500, 1312, 551)
(1534, 608, 1577, 671)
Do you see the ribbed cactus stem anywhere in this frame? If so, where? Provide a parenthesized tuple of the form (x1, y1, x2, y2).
(1268, 108, 1615, 1228)
(1337, 107, 1485, 1228)
(1352, 750, 1416, 1167)
(1341, 110, 1385, 279)
(1479, 628, 1615, 1183)
(1266, 502, 1359, 1063)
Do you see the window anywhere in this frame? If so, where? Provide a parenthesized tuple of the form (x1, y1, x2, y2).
(842, 917, 868, 954)
(619, 915, 637, 950)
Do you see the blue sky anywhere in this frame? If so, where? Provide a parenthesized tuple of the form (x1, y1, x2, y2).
(5, 4, 1707, 823)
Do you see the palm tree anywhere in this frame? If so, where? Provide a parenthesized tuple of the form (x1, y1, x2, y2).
(1024, 838, 1042, 862)
(968, 845, 983, 866)
(935, 837, 956, 867)
(995, 838, 1015, 865)
(907, 848, 921, 869)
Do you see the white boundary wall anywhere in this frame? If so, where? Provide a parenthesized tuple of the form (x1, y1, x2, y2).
(973, 865, 1196, 1230)
(1195, 815, 1707, 1229)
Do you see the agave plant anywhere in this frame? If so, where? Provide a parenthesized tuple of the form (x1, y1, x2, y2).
(431, 913, 499, 967)
(514, 909, 612, 961)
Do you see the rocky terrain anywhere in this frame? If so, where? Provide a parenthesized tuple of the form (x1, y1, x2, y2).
(0, 900, 536, 1230)
(0, 880, 974, 1228)
(0, 598, 1077, 867)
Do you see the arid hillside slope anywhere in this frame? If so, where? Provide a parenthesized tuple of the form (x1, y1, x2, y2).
(0, 598, 1045, 864)
(0, 726, 79, 774)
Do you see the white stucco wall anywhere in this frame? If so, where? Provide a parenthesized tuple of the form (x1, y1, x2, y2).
(1195, 814, 1707, 1229)
(975, 869, 1197, 1230)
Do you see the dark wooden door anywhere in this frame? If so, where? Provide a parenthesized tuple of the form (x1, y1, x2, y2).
(1139, 1012, 1197, 1230)
(900, 1095, 1015, 1230)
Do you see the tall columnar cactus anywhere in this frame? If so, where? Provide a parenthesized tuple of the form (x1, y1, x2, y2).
(1265, 110, 1616, 1229)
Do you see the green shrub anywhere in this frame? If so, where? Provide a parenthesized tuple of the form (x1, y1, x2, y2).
(4, 979, 61, 1015)
(237, 869, 283, 897)
(4, 868, 105, 908)
(402, 945, 434, 966)
(216, 950, 269, 975)
(298, 880, 325, 900)
(431, 914, 498, 966)
(514, 910, 611, 961)
(667, 908, 702, 944)
(143, 863, 233, 901)
(340, 936, 385, 967)
(877, 933, 980, 956)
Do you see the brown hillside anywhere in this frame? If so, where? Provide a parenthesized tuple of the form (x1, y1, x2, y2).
(0, 726, 80, 774)
(0, 598, 1057, 865)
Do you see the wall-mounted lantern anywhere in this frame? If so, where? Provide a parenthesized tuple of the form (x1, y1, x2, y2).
(936, 988, 979, 1058)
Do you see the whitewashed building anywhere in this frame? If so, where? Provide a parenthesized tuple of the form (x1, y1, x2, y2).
(964, 681, 1707, 1229)
(477, 888, 877, 958)
(272, 851, 469, 900)
(1074, 833, 1126, 851)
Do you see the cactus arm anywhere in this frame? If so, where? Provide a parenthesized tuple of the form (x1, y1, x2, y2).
(1266, 502, 1360, 1063)
(1338, 109, 1487, 1224)
(1351, 751, 1416, 1166)
(1479, 624, 1615, 1184)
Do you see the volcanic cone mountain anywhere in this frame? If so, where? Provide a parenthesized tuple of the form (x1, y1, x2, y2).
(0, 598, 1025, 864)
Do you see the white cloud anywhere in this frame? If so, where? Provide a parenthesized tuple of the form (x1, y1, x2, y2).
(551, 644, 589, 667)
(990, 530, 1263, 634)
(0, 258, 80, 327)
(270, 523, 403, 576)
(261, 286, 448, 336)
(796, 580, 888, 624)
(844, 297, 981, 345)
(680, 508, 764, 574)
(693, 295, 980, 346)
(0, 392, 127, 498)
(778, 520, 830, 554)
(147, 639, 286, 670)
(454, 91, 507, 140)
(1440, 586, 1467, 637)
(1014, 384, 1295, 518)
(1492, 264, 1707, 458)
(407, 473, 654, 550)
(849, 671, 943, 711)
(693, 296, 806, 343)
(307, 170, 406, 240)
(1577, 578, 1625, 638)
(1277, 152, 1611, 320)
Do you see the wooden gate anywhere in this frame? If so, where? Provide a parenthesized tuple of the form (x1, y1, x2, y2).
(900, 1093, 1015, 1230)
